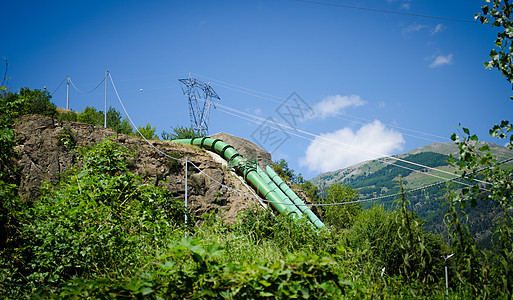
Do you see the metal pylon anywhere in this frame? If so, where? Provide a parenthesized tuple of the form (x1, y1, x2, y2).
(178, 76, 220, 136)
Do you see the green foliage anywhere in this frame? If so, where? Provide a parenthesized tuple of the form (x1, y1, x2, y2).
(137, 123, 158, 140)
(17, 87, 57, 118)
(77, 106, 104, 126)
(161, 125, 202, 140)
(477, 0, 513, 97)
(13, 140, 184, 286)
(55, 127, 75, 150)
(298, 180, 320, 202)
(236, 207, 338, 254)
(271, 158, 304, 184)
(106, 107, 133, 134)
(320, 183, 361, 229)
(394, 181, 442, 295)
(57, 109, 78, 122)
(349, 202, 443, 289)
(0, 88, 25, 297)
(63, 106, 133, 134)
(118, 118, 133, 135)
(54, 238, 352, 299)
(448, 125, 513, 297)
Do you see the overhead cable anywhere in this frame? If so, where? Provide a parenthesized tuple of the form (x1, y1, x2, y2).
(51, 76, 67, 96)
(70, 76, 105, 94)
(296, 0, 479, 24)
(108, 73, 501, 208)
(213, 101, 491, 186)
(192, 72, 450, 143)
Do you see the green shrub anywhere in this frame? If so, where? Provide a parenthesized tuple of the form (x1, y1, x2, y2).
(57, 110, 78, 122)
(319, 183, 361, 229)
(18, 87, 57, 118)
(16, 139, 185, 286)
(236, 207, 339, 255)
(55, 127, 75, 150)
(137, 123, 158, 140)
(54, 238, 354, 299)
(161, 125, 202, 140)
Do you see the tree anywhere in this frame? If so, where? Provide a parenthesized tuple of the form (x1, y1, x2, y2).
(118, 118, 133, 135)
(106, 106, 122, 131)
(319, 183, 360, 229)
(137, 123, 158, 140)
(440, 1, 513, 296)
(271, 159, 304, 184)
(17, 87, 57, 118)
(78, 106, 103, 126)
(161, 125, 202, 140)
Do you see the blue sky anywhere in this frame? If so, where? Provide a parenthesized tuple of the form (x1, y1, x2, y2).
(1, 0, 512, 179)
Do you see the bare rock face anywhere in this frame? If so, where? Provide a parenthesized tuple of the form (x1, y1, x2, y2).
(210, 132, 272, 170)
(14, 115, 263, 223)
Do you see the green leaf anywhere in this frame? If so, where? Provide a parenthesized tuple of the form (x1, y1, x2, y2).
(479, 144, 490, 152)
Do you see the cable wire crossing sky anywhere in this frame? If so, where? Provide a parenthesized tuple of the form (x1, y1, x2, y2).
(1, 0, 511, 179)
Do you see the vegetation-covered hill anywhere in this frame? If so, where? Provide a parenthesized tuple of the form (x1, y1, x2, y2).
(311, 143, 513, 248)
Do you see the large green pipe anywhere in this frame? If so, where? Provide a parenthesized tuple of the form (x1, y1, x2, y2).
(256, 166, 304, 219)
(265, 165, 325, 229)
(172, 137, 297, 216)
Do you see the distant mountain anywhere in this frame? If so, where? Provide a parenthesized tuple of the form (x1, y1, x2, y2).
(310, 142, 513, 249)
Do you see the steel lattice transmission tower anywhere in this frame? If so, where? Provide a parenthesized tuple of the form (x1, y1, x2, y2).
(178, 77, 220, 136)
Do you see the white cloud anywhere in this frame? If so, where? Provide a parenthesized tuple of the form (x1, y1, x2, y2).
(387, 0, 411, 9)
(429, 54, 453, 68)
(402, 23, 445, 36)
(402, 24, 428, 35)
(310, 95, 365, 120)
(300, 120, 405, 173)
(431, 23, 445, 35)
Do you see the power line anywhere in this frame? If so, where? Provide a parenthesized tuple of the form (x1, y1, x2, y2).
(216, 106, 478, 189)
(69, 76, 105, 94)
(296, 0, 479, 24)
(51, 76, 67, 96)
(1, 57, 8, 87)
(192, 72, 450, 143)
(213, 100, 490, 186)
(107, 72, 502, 208)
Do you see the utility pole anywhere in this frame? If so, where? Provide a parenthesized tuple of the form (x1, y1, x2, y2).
(66, 75, 70, 110)
(185, 157, 188, 238)
(444, 253, 454, 296)
(104, 70, 109, 128)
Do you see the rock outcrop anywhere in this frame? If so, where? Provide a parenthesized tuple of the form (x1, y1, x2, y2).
(14, 115, 267, 222)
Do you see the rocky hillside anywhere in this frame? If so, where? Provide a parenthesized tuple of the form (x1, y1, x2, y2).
(14, 114, 271, 222)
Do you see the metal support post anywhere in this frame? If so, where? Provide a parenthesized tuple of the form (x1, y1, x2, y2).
(185, 157, 188, 238)
(66, 75, 70, 110)
(104, 70, 108, 128)
(444, 253, 454, 296)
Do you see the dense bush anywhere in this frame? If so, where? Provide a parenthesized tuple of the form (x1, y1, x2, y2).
(54, 238, 354, 299)
(161, 125, 203, 140)
(319, 183, 361, 229)
(8, 140, 185, 288)
(58, 106, 133, 134)
(236, 207, 339, 254)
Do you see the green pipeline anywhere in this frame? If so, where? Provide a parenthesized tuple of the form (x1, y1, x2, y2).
(172, 137, 297, 216)
(172, 137, 325, 229)
(265, 165, 325, 229)
(256, 166, 304, 219)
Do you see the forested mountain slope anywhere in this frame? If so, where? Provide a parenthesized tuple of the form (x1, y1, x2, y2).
(311, 142, 513, 248)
